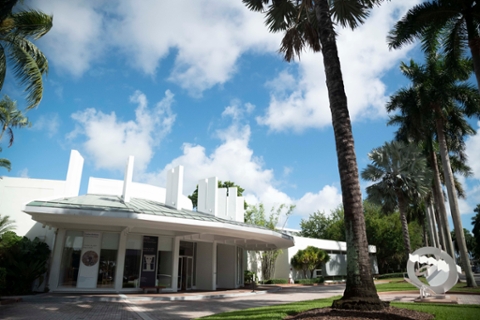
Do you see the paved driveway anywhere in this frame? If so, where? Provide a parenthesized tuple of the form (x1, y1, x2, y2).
(1, 285, 479, 320)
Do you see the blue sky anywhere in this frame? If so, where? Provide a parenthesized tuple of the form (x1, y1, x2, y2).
(2, 0, 480, 233)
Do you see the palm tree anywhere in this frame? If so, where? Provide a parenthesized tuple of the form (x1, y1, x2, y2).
(0, 96, 30, 146)
(0, 214, 15, 235)
(388, 100, 474, 258)
(472, 204, 480, 261)
(388, 0, 480, 91)
(0, 0, 52, 110)
(361, 141, 431, 257)
(243, 0, 386, 309)
(387, 54, 479, 287)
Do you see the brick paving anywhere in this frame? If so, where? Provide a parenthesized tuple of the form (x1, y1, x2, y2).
(1, 285, 479, 320)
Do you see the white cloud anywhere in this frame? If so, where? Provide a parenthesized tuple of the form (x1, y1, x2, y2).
(34, 1, 106, 77)
(466, 121, 480, 180)
(68, 90, 176, 172)
(17, 168, 29, 178)
(31, 114, 60, 137)
(295, 185, 343, 218)
(34, 0, 280, 94)
(140, 103, 342, 223)
(257, 0, 422, 132)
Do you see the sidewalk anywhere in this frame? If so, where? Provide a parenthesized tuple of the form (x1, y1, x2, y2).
(1, 285, 479, 320)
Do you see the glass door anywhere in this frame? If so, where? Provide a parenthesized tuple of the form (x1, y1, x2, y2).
(177, 256, 194, 291)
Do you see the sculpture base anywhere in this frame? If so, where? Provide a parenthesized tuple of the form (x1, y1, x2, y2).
(414, 295, 458, 304)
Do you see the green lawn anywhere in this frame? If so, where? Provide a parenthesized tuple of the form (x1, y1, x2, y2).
(375, 278, 480, 293)
(197, 297, 480, 320)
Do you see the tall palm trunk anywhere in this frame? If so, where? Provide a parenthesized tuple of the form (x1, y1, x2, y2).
(427, 203, 439, 248)
(434, 106, 477, 287)
(396, 191, 411, 256)
(315, 0, 383, 310)
(430, 150, 455, 257)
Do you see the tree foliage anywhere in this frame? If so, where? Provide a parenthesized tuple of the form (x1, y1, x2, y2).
(0, 214, 15, 235)
(361, 141, 431, 256)
(451, 228, 476, 260)
(0, 0, 52, 110)
(245, 203, 295, 280)
(299, 207, 345, 241)
(299, 202, 423, 274)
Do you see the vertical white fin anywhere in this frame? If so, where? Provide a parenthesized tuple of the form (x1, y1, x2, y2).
(64, 150, 84, 197)
(122, 156, 134, 202)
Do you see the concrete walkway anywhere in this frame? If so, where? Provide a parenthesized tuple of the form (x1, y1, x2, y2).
(1, 285, 479, 320)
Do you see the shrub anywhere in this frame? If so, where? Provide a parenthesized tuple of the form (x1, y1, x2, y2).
(264, 279, 288, 284)
(295, 276, 324, 285)
(376, 273, 406, 279)
(0, 231, 51, 295)
(244, 270, 257, 284)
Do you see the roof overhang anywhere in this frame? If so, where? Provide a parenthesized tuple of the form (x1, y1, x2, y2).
(25, 202, 294, 250)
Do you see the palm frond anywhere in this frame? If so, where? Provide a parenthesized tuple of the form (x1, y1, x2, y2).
(330, 0, 371, 30)
(0, 157, 11, 171)
(11, 10, 53, 40)
(242, 0, 270, 12)
(388, 1, 458, 50)
(0, 44, 5, 91)
(6, 37, 44, 110)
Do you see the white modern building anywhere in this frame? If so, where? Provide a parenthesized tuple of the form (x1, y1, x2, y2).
(1, 150, 377, 293)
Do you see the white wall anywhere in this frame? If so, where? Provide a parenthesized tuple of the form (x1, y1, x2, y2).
(273, 236, 378, 280)
(216, 244, 236, 288)
(0, 177, 66, 237)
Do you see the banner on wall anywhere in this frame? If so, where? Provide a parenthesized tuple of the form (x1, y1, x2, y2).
(140, 236, 158, 287)
(77, 232, 101, 289)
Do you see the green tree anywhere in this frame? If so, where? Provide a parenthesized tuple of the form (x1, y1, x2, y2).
(0, 214, 15, 235)
(299, 207, 345, 241)
(473, 204, 480, 260)
(290, 246, 330, 279)
(0, 95, 30, 146)
(244, 203, 295, 281)
(0, 0, 52, 110)
(386, 54, 479, 287)
(388, 0, 480, 91)
(451, 228, 476, 260)
(361, 141, 431, 256)
(243, 0, 385, 309)
(363, 201, 423, 274)
(188, 180, 246, 209)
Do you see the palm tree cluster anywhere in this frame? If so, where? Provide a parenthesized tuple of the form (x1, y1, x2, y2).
(243, 2, 480, 309)
(0, 1, 51, 171)
(385, 1, 480, 288)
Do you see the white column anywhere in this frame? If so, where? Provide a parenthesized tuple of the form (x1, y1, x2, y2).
(114, 229, 128, 291)
(49, 228, 66, 290)
(171, 237, 180, 292)
(212, 241, 217, 290)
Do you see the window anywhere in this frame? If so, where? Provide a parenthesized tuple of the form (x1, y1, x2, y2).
(123, 235, 142, 288)
(59, 231, 83, 287)
(97, 233, 119, 288)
